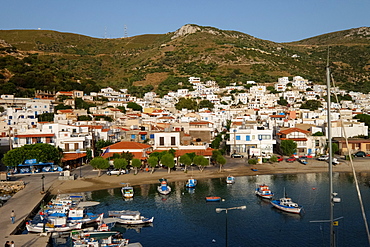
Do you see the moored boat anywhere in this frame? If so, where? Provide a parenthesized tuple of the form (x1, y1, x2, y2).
(270, 192, 303, 214)
(205, 196, 221, 202)
(255, 184, 274, 199)
(186, 178, 197, 188)
(121, 184, 134, 198)
(108, 210, 154, 225)
(26, 217, 82, 233)
(157, 178, 171, 195)
(226, 175, 235, 184)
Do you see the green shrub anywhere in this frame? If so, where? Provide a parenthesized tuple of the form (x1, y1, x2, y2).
(248, 159, 257, 165)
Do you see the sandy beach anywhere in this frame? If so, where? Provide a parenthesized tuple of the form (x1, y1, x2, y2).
(49, 157, 370, 195)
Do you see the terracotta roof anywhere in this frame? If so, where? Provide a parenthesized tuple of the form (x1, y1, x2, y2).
(269, 115, 285, 118)
(62, 152, 86, 162)
(58, 109, 73, 113)
(190, 121, 211, 125)
(280, 138, 307, 141)
(103, 141, 151, 150)
(277, 128, 310, 135)
(15, 134, 55, 138)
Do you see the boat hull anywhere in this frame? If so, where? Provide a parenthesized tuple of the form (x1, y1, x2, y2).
(270, 200, 302, 214)
(206, 197, 221, 202)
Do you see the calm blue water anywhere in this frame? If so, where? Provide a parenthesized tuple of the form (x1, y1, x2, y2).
(69, 173, 370, 247)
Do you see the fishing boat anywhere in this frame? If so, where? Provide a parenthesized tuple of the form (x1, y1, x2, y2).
(72, 234, 129, 247)
(255, 184, 274, 199)
(205, 196, 221, 202)
(70, 223, 118, 240)
(26, 217, 83, 233)
(270, 190, 302, 214)
(121, 184, 134, 199)
(186, 178, 197, 188)
(157, 178, 171, 195)
(108, 210, 154, 225)
(226, 175, 235, 184)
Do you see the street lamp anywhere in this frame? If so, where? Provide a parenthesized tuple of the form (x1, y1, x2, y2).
(41, 174, 45, 193)
(216, 206, 246, 247)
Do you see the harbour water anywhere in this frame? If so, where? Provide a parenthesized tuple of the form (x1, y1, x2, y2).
(62, 172, 370, 246)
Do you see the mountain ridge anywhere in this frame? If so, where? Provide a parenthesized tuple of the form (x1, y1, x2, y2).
(0, 24, 369, 97)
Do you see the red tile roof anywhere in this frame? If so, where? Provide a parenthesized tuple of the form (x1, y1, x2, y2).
(15, 134, 55, 138)
(101, 152, 147, 160)
(103, 141, 151, 150)
(277, 128, 310, 135)
(62, 152, 86, 162)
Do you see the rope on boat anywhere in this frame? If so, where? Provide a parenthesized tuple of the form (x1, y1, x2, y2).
(331, 74, 370, 245)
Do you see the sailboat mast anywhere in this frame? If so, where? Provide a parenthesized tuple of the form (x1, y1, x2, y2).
(326, 49, 335, 247)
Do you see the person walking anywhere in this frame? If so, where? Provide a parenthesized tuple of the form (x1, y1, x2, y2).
(4, 241, 10, 247)
(10, 210, 15, 224)
(10, 241, 14, 247)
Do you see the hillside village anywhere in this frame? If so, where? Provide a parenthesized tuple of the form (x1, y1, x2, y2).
(0, 75, 369, 168)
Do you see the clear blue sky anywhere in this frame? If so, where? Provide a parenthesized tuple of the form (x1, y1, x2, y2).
(1, 0, 368, 43)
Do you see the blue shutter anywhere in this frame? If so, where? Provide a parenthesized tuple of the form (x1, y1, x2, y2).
(246, 135, 250, 141)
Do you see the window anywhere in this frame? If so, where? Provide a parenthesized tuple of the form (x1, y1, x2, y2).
(74, 143, 79, 150)
(246, 135, 250, 141)
(131, 134, 135, 140)
(150, 134, 154, 139)
(171, 137, 176, 145)
(236, 135, 241, 140)
(141, 135, 146, 140)
(65, 144, 69, 151)
(315, 140, 320, 147)
(49, 126, 52, 129)
(160, 137, 164, 146)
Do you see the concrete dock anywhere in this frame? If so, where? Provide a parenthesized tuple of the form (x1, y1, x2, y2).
(0, 173, 57, 246)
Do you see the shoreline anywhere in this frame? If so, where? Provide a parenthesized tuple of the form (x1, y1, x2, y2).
(49, 158, 370, 195)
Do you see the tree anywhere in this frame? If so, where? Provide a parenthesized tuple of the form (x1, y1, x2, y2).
(121, 151, 134, 163)
(175, 98, 198, 110)
(127, 102, 143, 112)
(312, 131, 324, 136)
(300, 100, 322, 111)
(95, 140, 113, 156)
(280, 140, 297, 156)
(90, 157, 110, 176)
(131, 158, 142, 175)
(2, 143, 62, 167)
(193, 155, 208, 172)
(113, 158, 128, 173)
(78, 115, 92, 121)
(161, 153, 175, 174)
(215, 155, 226, 172)
(269, 155, 278, 163)
(277, 97, 288, 106)
(179, 154, 192, 172)
(37, 113, 54, 122)
(147, 156, 158, 174)
(198, 100, 214, 110)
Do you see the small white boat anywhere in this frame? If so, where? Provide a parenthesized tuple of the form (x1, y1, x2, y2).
(255, 184, 274, 199)
(108, 210, 154, 225)
(72, 234, 129, 247)
(270, 190, 302, 214)
(0, 194, 11, 201)
(186, 178, 197, 188)
(121, 184, 134, 198)
(226, 176, 235, 184)
(26, 217, 82, 233)
(157, 178, 171, 195)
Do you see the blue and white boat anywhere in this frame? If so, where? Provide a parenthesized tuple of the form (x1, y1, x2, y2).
(157, 178, 171, 195)
(226, 175, 235, 184)
(186, 178, 197, 188)
(270, 190, 302, 214)
(255, 184, 274, 199)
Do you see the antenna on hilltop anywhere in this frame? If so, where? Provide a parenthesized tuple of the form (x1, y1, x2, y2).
(124, 25, 128, 38)
(104, 26, 107, 39)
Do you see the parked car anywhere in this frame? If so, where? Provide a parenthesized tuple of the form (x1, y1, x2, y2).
(286, 156, 296, 162)
(106, 169, 126, 176)
(353, 151, 366, 157)
(298, 157, 308, 165)
(317, 155, 329, 161)
(231, 153, 244, 158)
(277, 156, 284, 162)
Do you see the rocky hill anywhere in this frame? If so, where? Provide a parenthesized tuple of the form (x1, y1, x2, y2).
(0, 24, 369, 97)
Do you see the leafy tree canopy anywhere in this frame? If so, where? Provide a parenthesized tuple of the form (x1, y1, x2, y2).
(175, 98, 198, 111)
(37, 113, 54, 122)
(127, 102, 143, 112)
(280, 140, 297, 156)
(300, 100, 322, 111)
(2, 143, 62, 167)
